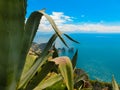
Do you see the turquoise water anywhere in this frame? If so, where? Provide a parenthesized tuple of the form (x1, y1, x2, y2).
(34, 32, 120, 83)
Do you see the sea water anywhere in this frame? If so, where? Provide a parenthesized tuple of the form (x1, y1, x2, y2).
(34, 32, 120, 83)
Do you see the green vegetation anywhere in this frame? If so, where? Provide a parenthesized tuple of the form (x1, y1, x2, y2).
(0, 1, 79, 90)
(0, 1, 119, 90)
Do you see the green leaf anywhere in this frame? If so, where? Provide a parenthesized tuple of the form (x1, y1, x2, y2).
(64, 34, 80, 44)
(0, 31, 10, 89)
(52, 57, 74, 90)
(52, 44, 59, 58)
(18, 10, 44, 80)
(71, 50, 78, 69)
(38, 10, 68, 47)
(25, 61, 56, 90)
(0, 1, 26, 89)
(24, 11, 43, 49)
(18, 34, 58, 89)
(18, 52, 52, 90)
(35, 74, 63, 90)
(21, 11, 43, 60)
(112, 75, 119, 90)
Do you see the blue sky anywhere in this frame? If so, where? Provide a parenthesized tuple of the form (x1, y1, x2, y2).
(27, 0, 120, 33)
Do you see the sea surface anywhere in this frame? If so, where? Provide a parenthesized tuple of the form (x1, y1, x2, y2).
(34, 32, 120, 83)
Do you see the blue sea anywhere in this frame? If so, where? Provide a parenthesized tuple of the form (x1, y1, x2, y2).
(34, 32, 120, 83)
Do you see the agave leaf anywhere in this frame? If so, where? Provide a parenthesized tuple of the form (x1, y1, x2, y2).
(52, 57, 74, 90)
(18, 52, 53, 89)
(0, 1, 26, 89)
(25, 61, 56, 90)
(38, 10, 68, 47)
(52, 44, 59, 58)
(0, 31, 10, 89)
(18, 34, 57, 89)
(24, 11, 43, 50)
(112, 75, 119, 90)
(34, 74, 63, 90)
(71, 50, 78, 69)
(24, 9, 46, 48)
(64, 34, 80, 44)
(18, 11, 44, 77)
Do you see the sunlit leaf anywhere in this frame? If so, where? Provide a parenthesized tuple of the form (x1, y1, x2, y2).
(35, 74, 63, 90)
(25, 61, 56, 90)
(112, 75, 119, 90)
(18, 11, 44, 80)
(18, 34, 57, 89)
(52, 57, 74, 90)
(38, 10, 68, 47)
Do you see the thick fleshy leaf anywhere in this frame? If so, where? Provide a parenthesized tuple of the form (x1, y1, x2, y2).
(18, 52, 53, 89)
(24, 9, 46, 47)
(25, 61, 56, 90)
(38, 10, 68, 47)
(52, 44, 59, 58)
(18, 11, 44, 77)
(71, 50, 78, 69)
(64, 34, 80, 44)
(0, 1, 26, 89)
(18, 34, 57, 89)
(24, 11, 43, 49)
(34, 74, 62, 90)
(52, 57, 74, 90)
(112, 75, 119, 90)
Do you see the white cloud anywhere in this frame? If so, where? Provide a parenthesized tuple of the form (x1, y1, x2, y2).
(50, 12, 73, 25)
(38, 12, 120, 33)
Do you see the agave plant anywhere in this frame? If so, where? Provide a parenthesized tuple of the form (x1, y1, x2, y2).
(0, 1, 80, 90)
(0, 1, 27, 89)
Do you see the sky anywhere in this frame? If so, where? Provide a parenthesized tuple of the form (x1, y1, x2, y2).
(27, 0, 120, 33)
